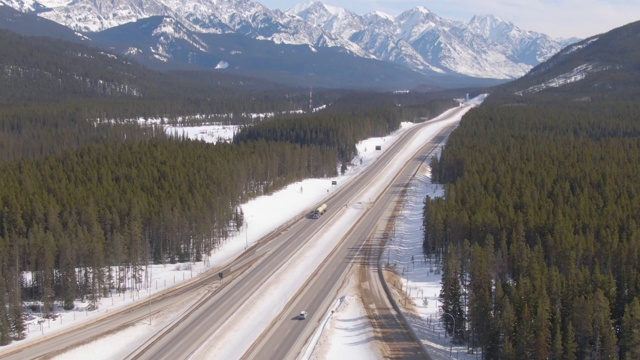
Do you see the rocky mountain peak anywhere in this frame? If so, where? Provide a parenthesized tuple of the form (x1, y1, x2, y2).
(0, 0, 575, 80)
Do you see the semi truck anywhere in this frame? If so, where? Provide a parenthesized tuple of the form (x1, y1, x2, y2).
(311, 203, 327, 219)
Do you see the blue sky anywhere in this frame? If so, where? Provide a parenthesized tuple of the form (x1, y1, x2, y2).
(262, 0, 640, 39)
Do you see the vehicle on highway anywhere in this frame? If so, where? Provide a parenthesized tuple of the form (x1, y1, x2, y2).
(299, 311, 307, 320)
(310, 204, 327, 219)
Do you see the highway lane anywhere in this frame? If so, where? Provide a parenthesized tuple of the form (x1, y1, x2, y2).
(244, 106, 470, 359)
(128, 214, 330, 359)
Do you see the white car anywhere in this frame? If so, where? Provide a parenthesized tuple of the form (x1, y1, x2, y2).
(299, 311, 307, 320)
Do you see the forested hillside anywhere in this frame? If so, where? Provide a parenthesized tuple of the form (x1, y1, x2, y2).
(0, 29, 312, 161)
(0, 28, 463, 344)
(234, 92, 457, 171)
(424, 21, 640, 359)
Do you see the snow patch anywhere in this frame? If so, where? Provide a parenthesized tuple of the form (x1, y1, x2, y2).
(562, 37, 599, 55)
(516, 62, 609, 95)
(125, 47, 142, 56)
(215, 61, 229, 69)
(371, 10, 394, 21)
(310, 294, 380, 360)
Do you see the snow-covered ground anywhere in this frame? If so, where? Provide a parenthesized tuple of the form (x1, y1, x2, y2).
(164, 124, 239, 143)
(3, 95, 485, 359)
(309, 276, 383, 360)
(379, 165, 479, 360)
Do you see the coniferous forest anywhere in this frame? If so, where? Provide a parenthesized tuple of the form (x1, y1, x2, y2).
(426, 53, 640, 360)
(0, 28, 460, 344)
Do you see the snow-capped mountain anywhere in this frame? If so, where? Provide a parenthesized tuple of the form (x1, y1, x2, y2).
(290, 3, 567, 79)
(3, 0, 368, 56)
(288, 1, 366, 40)
(0, 0, 572, 81)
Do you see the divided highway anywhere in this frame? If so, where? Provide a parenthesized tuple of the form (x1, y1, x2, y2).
(0, 104, 473, 360)
(156, 104, 471, 359)
(244, 108, 465, 359)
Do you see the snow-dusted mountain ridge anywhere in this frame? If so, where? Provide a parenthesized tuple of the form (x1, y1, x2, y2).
(1, 0, 574, 80)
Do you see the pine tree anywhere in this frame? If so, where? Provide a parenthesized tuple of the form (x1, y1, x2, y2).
(551, 310, 563, 360)
(8, 234, 24, 340)
(440, 244, 464, 342)
(533, 298, 551, 360)
(515, 303, 535, 359)
(0, 248, 11, 345)
(621, 297, 640, 359)
(563, 321, 577, 360)
(592, 290, 617, 359)
(469, 242, 493, 351)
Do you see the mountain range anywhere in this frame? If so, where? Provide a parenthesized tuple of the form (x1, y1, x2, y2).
(0, 0, 578, 89)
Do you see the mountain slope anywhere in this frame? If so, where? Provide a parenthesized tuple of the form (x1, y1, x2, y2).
(90, 16, 445, 90)
(0, 26, 300, 109)
(0, 4, 85, 42)
(495, 20, 640, 99)
(1, 0, 571, 82)
(0, 6, 468, 90)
